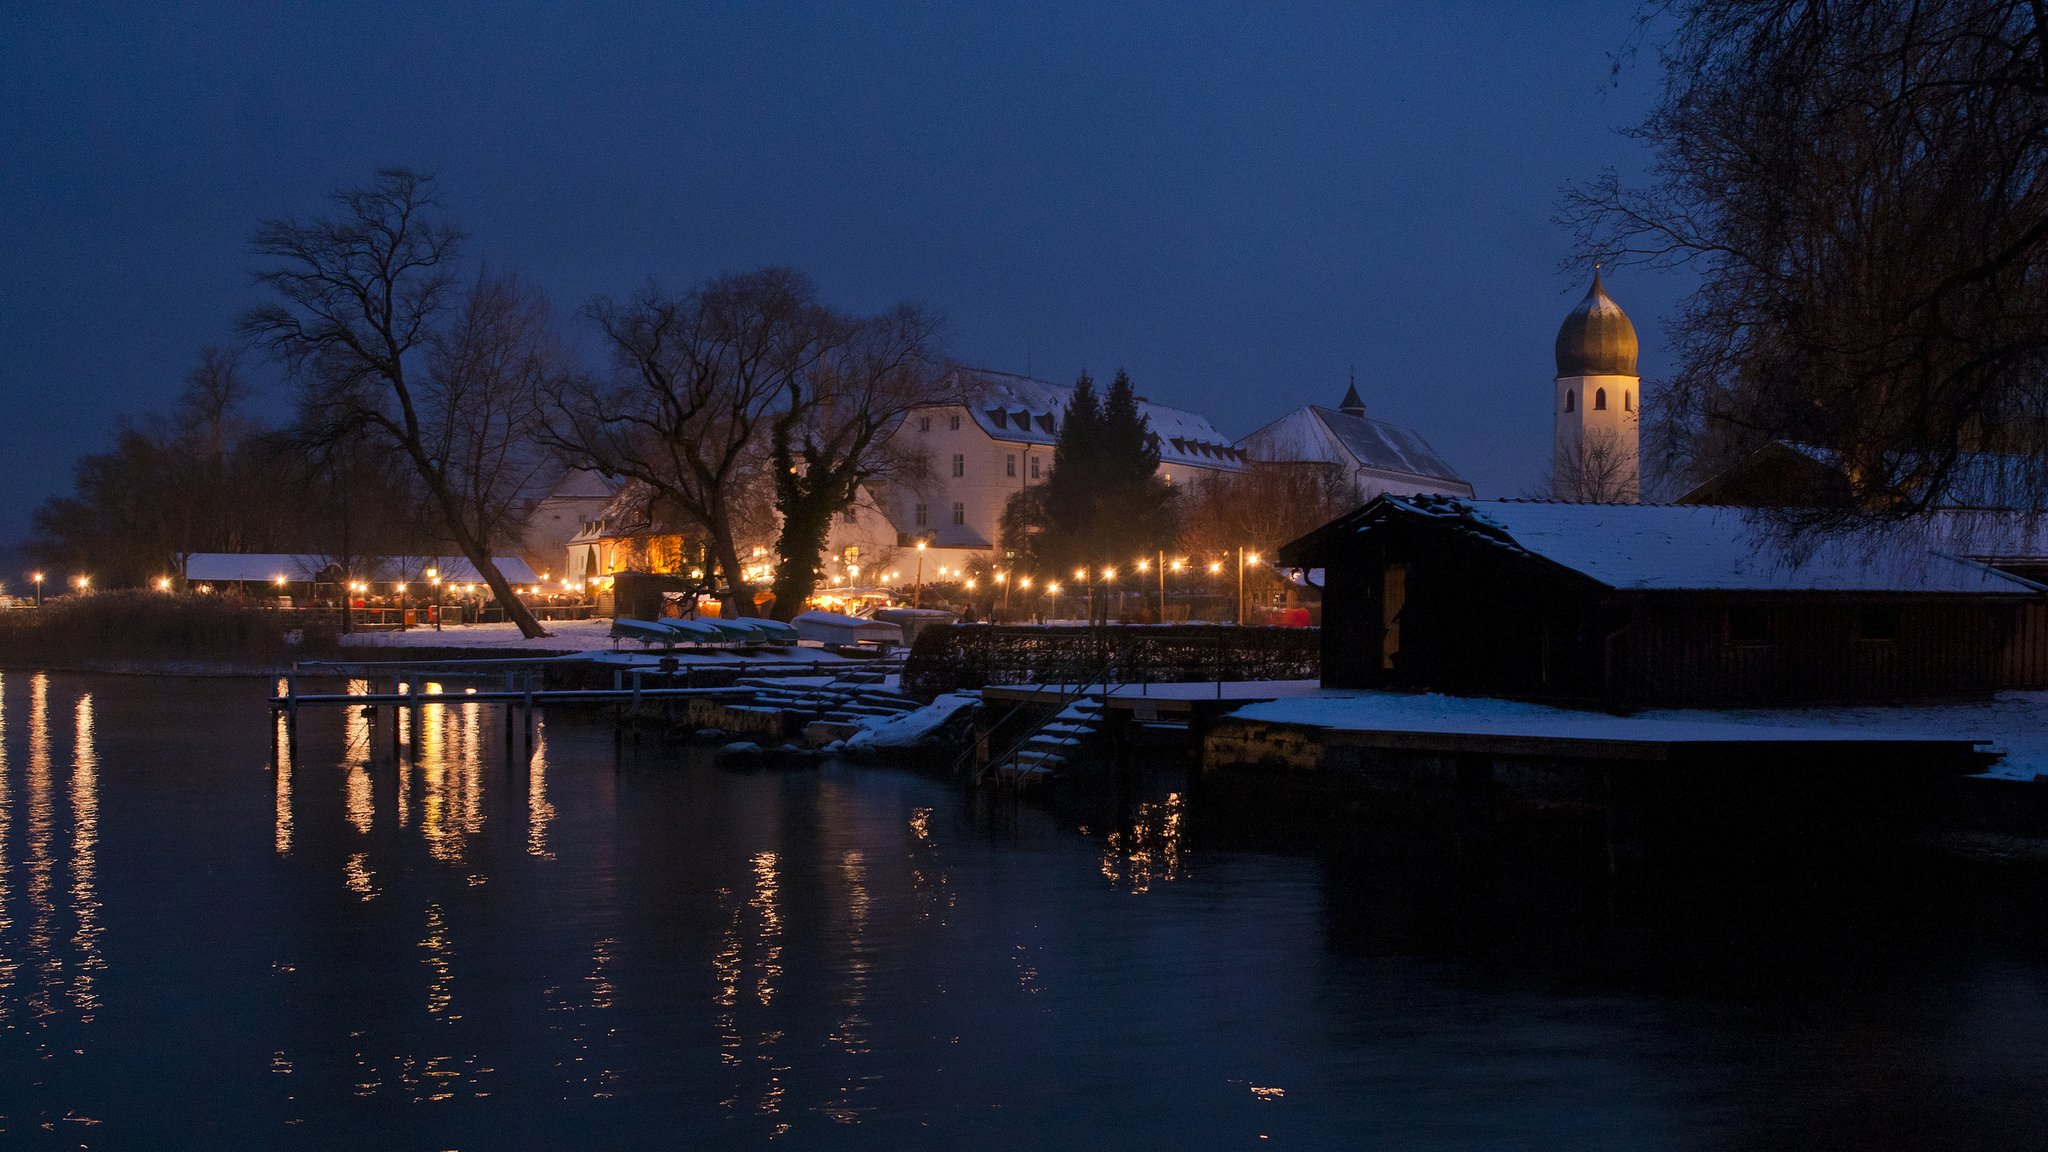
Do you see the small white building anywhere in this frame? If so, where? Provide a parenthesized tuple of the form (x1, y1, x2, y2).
(826, 369, 1247, 578)
(523, 468, 618, 579)
(1238, 382, 1474, 500)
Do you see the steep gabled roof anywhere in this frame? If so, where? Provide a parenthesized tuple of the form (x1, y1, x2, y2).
(950, 369, 1245, 472)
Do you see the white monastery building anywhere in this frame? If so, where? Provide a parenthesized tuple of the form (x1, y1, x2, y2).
(826, 369, 1246, 579)
(1551, 272, 1642, 502)
(1237, 380, 1473, 500)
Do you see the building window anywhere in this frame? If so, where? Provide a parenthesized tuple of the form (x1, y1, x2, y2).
(1564, 390, 1575, 413)
(1030, 456, 1041, 480)
(1624, 390, 1634, 412)
(918, 415, 931, 432)
(949, 414, 961, 431)
(1727, 607, 1772, 645)
(951, 502, 965, 525)
(1006, 454, 1016, 478)
(914, 503, 928, 527)
(951, 453, 964, 478)
(1594, 388, 1607, 411)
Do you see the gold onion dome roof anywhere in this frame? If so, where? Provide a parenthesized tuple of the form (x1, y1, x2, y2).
(1554, 272, 1638, 378)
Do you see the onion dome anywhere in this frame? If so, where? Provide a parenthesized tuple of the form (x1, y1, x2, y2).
(1554, 271, 1638, 378)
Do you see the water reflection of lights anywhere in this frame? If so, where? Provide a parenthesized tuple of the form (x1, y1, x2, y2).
(1101, 792, 1187, 894)
(343, 852, 376, 901)
(0, 676, 12, 1013)
(27, 673, 55, 1022)
(69, 694, 101, 1018)
(419, 698, 486, 866)
(907, 807, 953, 921)
(751, 852, 783, 1008)
(824, 850, 873, 1125)
(421, 903, 456, 1020)
(273, 711, 293, 856)
(528, 719, 555, 860)
(343, 680, 373, 837)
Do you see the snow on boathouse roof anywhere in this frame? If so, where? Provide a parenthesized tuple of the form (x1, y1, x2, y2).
(1285, 496, 2047, 595)
(946, 369, 1246, 473)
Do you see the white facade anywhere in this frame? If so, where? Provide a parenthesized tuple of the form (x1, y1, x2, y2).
(1551, 372, 1641, 501)
(824, 370, 1245, 580)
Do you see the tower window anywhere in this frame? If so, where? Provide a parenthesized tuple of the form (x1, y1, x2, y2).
(1625, 390, 1634, 412)
(1564, 390, 1575, 413)
(1594, 388, 1607, 411)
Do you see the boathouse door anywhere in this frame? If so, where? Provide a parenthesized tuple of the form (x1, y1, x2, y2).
(1382, 564, 1407, 671)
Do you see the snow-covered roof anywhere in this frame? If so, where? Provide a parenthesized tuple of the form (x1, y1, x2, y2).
(1239, 404, 1471, 490)
(952, 369, 1246, 472)
(182, 553, 540, 585)
(1297, 497, 2045, 595)
(544, 468, 619, 501)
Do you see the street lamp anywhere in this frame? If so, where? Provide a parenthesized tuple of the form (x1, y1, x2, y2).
(429, 572, 443, 631)
(1048, 581, 1060, 620)
(31, 571, 43, 608)
(913, 540, 928, 609)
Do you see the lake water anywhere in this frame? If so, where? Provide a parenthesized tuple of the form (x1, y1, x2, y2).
(1, 671, 2046, 1149)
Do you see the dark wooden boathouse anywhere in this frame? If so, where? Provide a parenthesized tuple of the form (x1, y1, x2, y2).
(1279, 496, 2048, 708)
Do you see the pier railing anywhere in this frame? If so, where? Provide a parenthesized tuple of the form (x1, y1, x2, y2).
(904, 624, 1319, 697)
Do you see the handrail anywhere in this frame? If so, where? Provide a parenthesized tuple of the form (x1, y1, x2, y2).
(963, 655, 1122, 786)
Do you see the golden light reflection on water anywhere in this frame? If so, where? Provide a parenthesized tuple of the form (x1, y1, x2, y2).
(1102, 791, 1187, 894)
(343, 852, 376, 901)
(713, 852, 794, 1128)
(0, 674, 12, 1015)
(824, 849, 873, 1125)
(274, 711, 293, 857)
(420, 902, 456, 1020)
(907, 806, 953, 923)
(419, 700, 486, 867)
(26, 673, 55, 1022)
(343, 680, 372, 838)
(69, 695, 100, 1020)
(528, 719, 555, 860)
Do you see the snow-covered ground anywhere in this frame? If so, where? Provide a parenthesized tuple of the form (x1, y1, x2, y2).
(338, 619, 616, 649)
(1227, 689, 2048, 781)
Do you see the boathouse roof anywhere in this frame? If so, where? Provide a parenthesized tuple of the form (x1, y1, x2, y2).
(1282, 496, 2047, 596)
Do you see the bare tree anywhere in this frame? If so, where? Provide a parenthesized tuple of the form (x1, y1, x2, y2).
(767, 304, 947, 617)
(241, 168, 550, 637)
(1552, 427, 1640, 503)
(1563, 0, 2048, 524)
(543, 269, 837, 616)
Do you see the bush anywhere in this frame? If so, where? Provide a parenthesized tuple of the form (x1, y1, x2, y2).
(0, 592, 337, 667)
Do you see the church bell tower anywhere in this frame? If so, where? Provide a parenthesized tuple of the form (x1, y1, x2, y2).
(1552, 271, 1640, 502)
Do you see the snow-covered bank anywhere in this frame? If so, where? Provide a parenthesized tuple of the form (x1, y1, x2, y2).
(337, 619, 614, 650)
(1227, 690, 2048, 780)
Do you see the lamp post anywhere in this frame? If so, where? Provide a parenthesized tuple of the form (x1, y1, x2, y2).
(428, 568, 442, 631)
(1048, 581, 1060, 621)
(32, 571, 44, 608)
(1102, 567, 1116, 624)
(997, 569, 1009, 622)
(913, 540, 928, 609)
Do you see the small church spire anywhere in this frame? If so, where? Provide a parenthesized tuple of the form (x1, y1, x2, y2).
(1338, 369, 1365, 417)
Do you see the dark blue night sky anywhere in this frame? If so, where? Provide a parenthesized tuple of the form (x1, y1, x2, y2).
(0, 2, 1684, 555)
